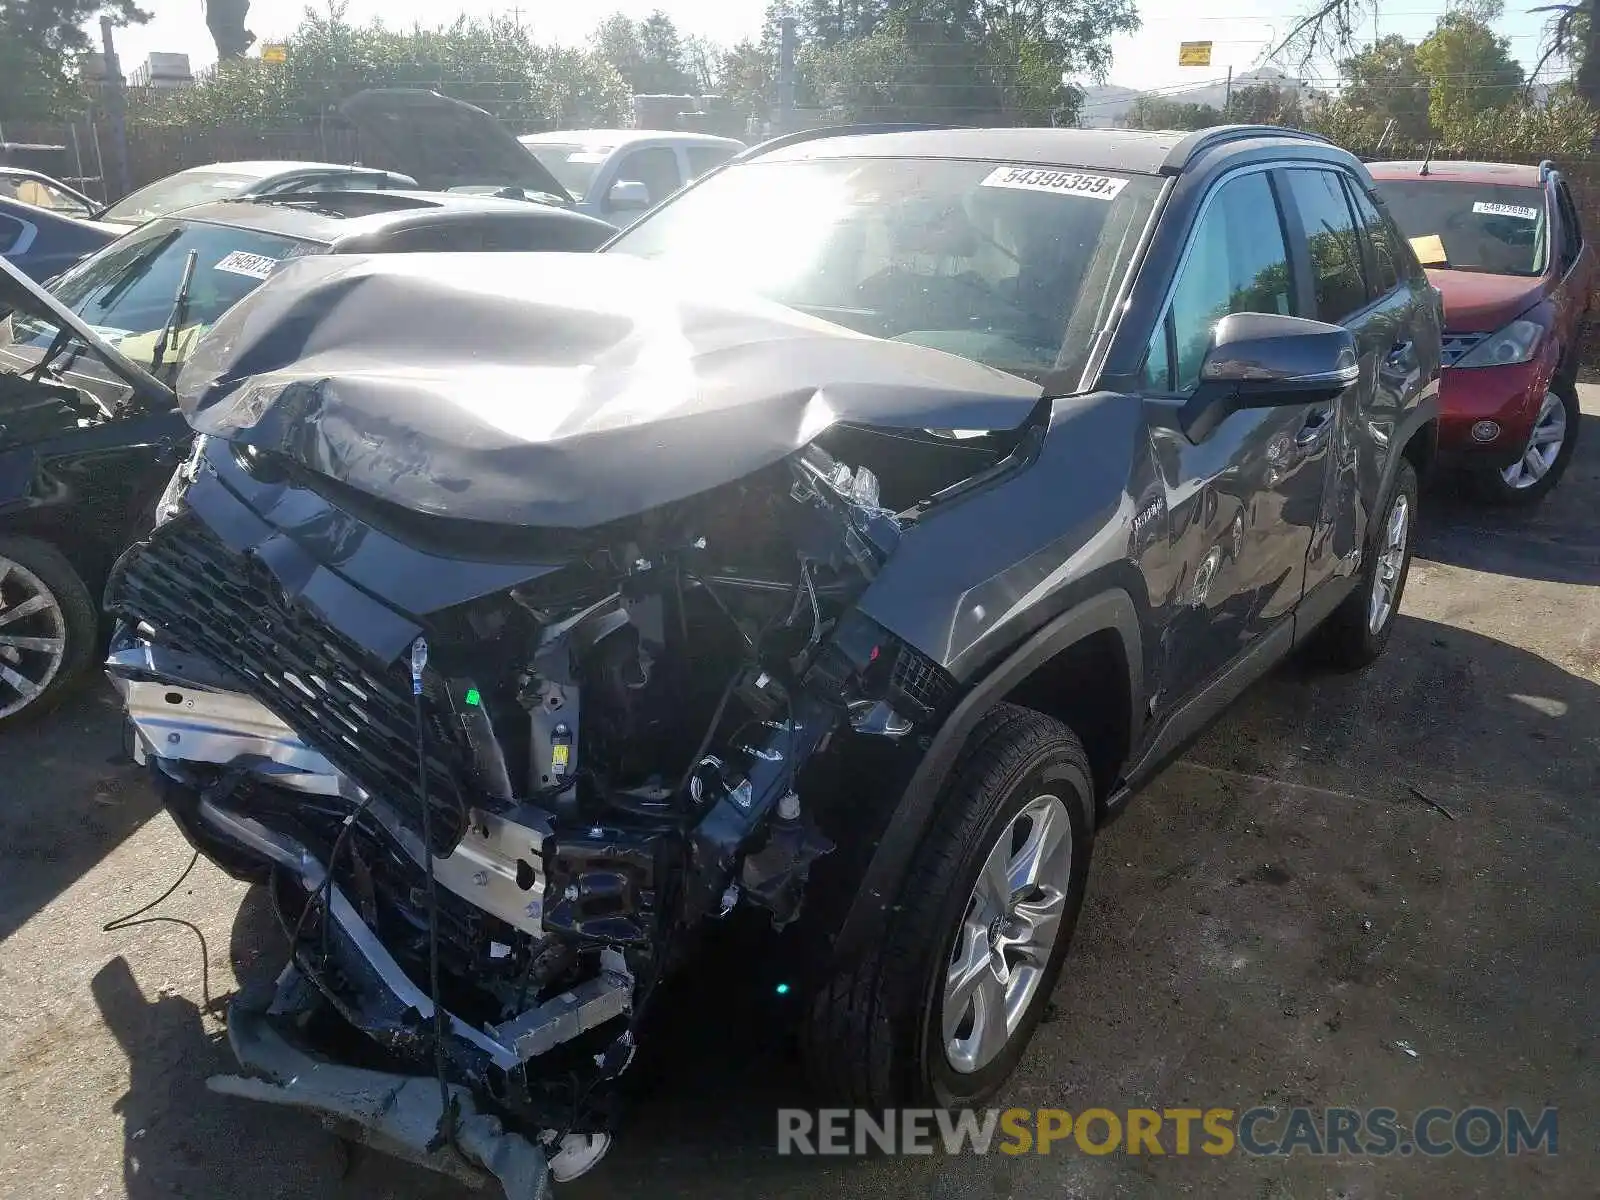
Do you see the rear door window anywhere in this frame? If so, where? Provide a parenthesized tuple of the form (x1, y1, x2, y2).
(1283, 169, 1369, 323)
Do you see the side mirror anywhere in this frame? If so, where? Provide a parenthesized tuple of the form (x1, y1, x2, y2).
(1181, 311, 1359, 443)
(607, 180, 651, 212)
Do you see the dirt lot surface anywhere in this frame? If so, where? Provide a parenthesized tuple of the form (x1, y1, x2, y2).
(2, 393, 1596, 1200)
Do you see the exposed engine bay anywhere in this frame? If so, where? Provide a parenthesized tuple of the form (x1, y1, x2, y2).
(104, 426, 1022, 1196)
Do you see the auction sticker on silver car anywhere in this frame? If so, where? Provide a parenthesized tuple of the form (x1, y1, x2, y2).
(981, 166, 1127, 200)
(214, 250, 281, 280)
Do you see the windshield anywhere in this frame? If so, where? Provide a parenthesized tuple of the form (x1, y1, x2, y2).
(100, 168, 270, 225)
(522, 142, 614, 201)
(606, 156, 1161, 384)
(1, 218, 319, 371)
(0, 174, 92, 217)
(1374, 179, 1548, 276)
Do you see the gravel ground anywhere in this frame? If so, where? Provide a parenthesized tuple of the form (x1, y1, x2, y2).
(1, 391, 1596, 1200)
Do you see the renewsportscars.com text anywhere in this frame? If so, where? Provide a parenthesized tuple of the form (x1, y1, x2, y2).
(777, 1107, 1559, 1158)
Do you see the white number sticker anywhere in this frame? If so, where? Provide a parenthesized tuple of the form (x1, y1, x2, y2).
(980, 165, 1128, 201)
(1472, 201, 1540, 220)
(214, 250, 281, 279)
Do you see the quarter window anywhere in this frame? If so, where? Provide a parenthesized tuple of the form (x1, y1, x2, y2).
(1284, 169, 1368, 322)
(1145, 170, 1294, 392)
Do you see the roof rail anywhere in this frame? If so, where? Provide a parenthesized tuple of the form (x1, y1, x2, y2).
(1160, 124, 1331, 176)
(736, 122, 954, 162)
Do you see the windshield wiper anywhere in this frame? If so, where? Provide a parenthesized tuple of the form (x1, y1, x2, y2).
(150, 249, 198, 374)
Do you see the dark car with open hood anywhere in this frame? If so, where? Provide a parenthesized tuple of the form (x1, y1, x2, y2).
(0, 189, 614, 726)
(103, 125, 1441, 1195)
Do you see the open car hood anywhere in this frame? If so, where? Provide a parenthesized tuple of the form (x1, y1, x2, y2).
(338, 89, 574, 204)
(0, 252, 175, 405)
(175, 251, 1045, 529)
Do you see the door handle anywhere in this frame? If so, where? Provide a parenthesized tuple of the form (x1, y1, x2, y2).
(1295, 406, 1335, 451)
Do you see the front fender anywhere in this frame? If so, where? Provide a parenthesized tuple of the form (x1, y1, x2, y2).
(828, 587, 1142, 967)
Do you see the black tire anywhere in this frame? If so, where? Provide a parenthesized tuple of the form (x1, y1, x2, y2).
(1469, 377, 1580, 506)
(801, 703, 1094, 1107)
(1314, 458, 1419, 672)
(0, 535, 99, 730)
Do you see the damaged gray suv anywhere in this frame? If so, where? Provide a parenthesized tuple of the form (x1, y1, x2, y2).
(103, 124, 1440, 1194)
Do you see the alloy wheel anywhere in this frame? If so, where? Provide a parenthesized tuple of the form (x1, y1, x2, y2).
(0, 555, 68, 720)
(943, 793, 1074, 1075)
(1500, 391, 1567, 490)
(1367, 491, 1410, 635)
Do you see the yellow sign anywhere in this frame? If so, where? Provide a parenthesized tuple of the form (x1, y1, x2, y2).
(1178, 41, 1213, 67)
(1408, 234, 1448, 265)
(260, 43, 287, 63)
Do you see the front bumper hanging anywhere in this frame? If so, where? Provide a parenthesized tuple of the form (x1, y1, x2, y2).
(214, 973, 553, 1200)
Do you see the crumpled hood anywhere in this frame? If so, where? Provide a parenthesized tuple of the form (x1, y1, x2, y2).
(175, 252, 1044, 529)
(1427, 267, 1548, 331)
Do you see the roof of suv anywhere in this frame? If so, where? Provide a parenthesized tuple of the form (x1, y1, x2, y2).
(1366, 159, 1544, 186)
(749, 124, 1341, 178)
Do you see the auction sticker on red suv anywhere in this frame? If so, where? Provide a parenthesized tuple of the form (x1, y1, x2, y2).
(981, 166, 1128, 200)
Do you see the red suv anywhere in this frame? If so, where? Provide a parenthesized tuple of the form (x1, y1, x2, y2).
(1370, 159, 1593, 504)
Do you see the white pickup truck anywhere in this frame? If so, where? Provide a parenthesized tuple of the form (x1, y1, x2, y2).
(518, 129, 745, 228)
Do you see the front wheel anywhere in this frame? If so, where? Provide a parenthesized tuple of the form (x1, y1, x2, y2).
(1471, 381, 1579, 506)
(0, 536, 99, 729)
(801, 704, 1094, 1107)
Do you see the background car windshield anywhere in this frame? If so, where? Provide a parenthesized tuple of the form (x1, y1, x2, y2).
(1375, 180, 1548, 275)
(99, 169, 267, 224)
(608, 156, 1160, 383)
(522, 143, 612, 200)
(0, 174, 92, 217)
(4, 218, 318, 368)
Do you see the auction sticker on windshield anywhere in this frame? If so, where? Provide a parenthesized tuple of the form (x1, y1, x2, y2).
(981, 166, 1127, 200)
(1472, 201, 1540, 220)
(214, 250, 281, 280)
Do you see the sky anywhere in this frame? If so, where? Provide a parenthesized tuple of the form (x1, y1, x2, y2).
(105, 0, 1565, 95)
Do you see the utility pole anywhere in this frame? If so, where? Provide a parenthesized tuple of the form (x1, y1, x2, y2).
(1223, 65, 1233, 118)
(99, 17, 131, 200)
(775, 16, 797, 134)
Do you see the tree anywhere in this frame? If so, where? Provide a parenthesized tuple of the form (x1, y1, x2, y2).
(720, 38, 775, 123)
(1414, 5, 1523, 130)
(800, 0, 1138, 126)
(1124, 95, 1222, 130)
(591, 9, 697, 94)
(0, 0, 150, 120)
(205, 0, 254, 59)
(1228, 80, 1304, 125)
(681, 34, 723, 93)
(1337, 33, 1431, 143)
(151, 10, 630, 130)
